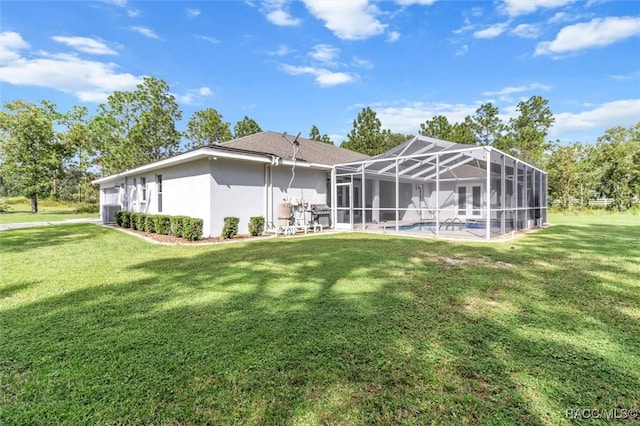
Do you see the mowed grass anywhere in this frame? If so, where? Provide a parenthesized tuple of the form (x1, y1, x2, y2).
(1, 214, 638, 425)
(0, 197, 98, 224)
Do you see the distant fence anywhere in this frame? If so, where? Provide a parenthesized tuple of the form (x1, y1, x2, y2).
(587, 198, 616, 207)
(551, 198, 615, 207)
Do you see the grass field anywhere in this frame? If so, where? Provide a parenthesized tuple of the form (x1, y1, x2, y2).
(0, 197, 98, 224)
(1, 214, 638, 424)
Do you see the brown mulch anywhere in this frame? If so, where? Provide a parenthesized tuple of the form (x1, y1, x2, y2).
(110, 226, 273, 245)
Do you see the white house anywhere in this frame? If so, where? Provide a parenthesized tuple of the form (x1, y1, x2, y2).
(92, 131, 368, 237)
(94, 132, 547, 240)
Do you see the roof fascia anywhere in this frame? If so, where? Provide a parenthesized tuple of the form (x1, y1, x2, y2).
(92, 147, 272, 185)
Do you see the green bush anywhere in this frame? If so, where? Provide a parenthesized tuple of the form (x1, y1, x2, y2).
(74, 203, 99, 214)
(183, 218, 203, 241)
(154, 215, 171, 235)
(120, 211, 131, 228)
(129, 213, 138, 230)
(0, 198, 11, 213)
(170, 215, 189, 238)
(144, 214, 156, 233)
(130, 213, 145, 231)
(249, 216, 265, 236)
(222, 217, 239, 239)
(115, 210, 125, 226)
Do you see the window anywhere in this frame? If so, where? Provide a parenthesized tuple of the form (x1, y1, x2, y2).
(472, 186, 481, 215)
(156, 174, 163, 212)
(457, 187, 466, 215)
(141, 177, 146, 201)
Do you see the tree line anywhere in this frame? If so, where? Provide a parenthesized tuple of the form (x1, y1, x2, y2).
(343, 99, 639, 211)
(1, 77, 638, 212)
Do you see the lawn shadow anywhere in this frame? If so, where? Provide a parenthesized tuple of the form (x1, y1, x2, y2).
(1, 224, 639, 424)
(0, 224, 102, 254)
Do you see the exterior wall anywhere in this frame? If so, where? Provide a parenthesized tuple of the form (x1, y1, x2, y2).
(97, 159, 213, 236)
(97, 157, 331, 238)
(160, 159, 212, 236)
(209, 158, 266, 236)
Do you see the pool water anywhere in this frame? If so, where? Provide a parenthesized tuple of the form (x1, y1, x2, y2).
(398, 221, 466, 232)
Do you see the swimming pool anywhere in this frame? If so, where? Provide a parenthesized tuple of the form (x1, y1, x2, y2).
(397, 221, 466, 232)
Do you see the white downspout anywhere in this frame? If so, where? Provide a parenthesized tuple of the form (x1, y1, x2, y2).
(436, 154, 440, 238)
(330, 167, 337, 228)
(486, 147, 491, 241)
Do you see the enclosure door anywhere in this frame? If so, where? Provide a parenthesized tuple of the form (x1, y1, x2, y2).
(456, 184, 483, 218)
(335, 182, 353, 230)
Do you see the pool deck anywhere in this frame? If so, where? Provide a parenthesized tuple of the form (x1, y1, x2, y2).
(348, 220, 541, 241)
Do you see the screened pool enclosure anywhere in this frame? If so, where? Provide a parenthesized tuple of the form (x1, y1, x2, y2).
(330, 136, 547, 241)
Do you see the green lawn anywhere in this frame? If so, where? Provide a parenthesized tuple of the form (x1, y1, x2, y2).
(1, 214, 638, 424)
(0, 199, 98, 224)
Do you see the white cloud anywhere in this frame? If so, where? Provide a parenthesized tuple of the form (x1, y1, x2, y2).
(198, 35, 221, 44)
(396, 0, 437, 6)
(483, 83, 552, 100)
(374, 102, 480, 134)
(52, 36, 117, 55)
(608, 71, 640, 81)
(387, 31, 401, 43)
(101, 0, 127, 6)
(501, 0, 578, 17)
(0, 32, 30, 63)
(473, 22, 510, 39)
(187, 8, 201, 17)
(396, 0, 437, 4)
(266, 44, 293, 56)
(550, 99, 640, 139)
(352, 57, 374, 69)
(131, 26, 160, 39)
(174, 86, 213, 105)
(302, 0, 387, 40)
(536, 16, 640, 56)
(266, 9, 301, 26)
(511, 23, 541, 39)
(0, 43, 141, 102)
(309, 44, 340, 64)
(127, 9, 140, 17)
(281, 64, 357, 86)
(455, 44, 469, 56)
(548, 11, 570, 24)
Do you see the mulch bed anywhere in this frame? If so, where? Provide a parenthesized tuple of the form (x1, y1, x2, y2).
(110, 226, 273, 245)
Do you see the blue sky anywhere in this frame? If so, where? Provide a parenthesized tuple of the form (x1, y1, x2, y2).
(1, 0, 639, 147)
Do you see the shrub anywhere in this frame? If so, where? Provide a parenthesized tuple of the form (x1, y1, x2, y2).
(115, 210, 125, 226)
(249, 216, 265, 236)
(75, 203, 99, 214)
(120, 211, 131, 228)
(144, 214, 156, 233)
(154, 215, 171, 235)
(0, 198, 11, 213)
(170, 215, 189, 238)
(130, 213, 145, 231)
(222, 217, 239, 239)
(129, 213, 138, 230)
(184, 218, 203, 241)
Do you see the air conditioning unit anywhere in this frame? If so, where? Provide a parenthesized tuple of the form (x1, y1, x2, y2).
(102, 204, 122, 224)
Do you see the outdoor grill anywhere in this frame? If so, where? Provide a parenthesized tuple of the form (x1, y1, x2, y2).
(309, 204, 331, 227)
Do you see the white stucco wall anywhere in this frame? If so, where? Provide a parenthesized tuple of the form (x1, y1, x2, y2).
(160, 159, 212, 236)
(97, 156, 331, 238)
(209, 158, 266, 236)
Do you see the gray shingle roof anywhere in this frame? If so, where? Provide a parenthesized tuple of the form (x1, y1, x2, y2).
(219, 131, 369, 166)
